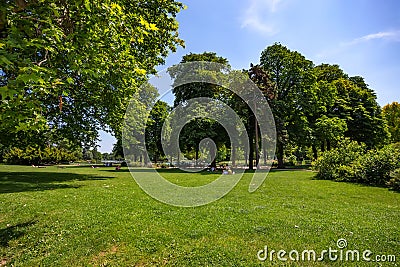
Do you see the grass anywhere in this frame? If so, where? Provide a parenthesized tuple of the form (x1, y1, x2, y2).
(0, 165, 399, 266)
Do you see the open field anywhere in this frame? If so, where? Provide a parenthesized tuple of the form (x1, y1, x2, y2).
(0, 165, 399, 266)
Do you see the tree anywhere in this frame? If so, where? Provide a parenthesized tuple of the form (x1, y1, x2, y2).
(382, 102, 400, 143)
(314, 115, 347, 151)
(235, 64, 276, 169)
(309, 64, 387, 158)
(331, 78, 389, 148)
(145, 100, 169, 163)
(168, 52, 230, 168)
(259, 43, 315, 168)
(308, 64, 348, 158)
(170, 52, 229, 107)
(314, 63, 348, 83)
(112, 139, 124, 160)
(0, 0, 185, 153)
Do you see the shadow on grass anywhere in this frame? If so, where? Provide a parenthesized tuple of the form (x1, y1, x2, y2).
(0, 220, 37, 247)
(100, 168, 188, 174)
(0, 172, 114, 194)
(101, 167, 311, 175)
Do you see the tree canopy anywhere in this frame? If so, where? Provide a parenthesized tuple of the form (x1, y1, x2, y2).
(0, 0, 185, 151)
(383, 102, 400, 143)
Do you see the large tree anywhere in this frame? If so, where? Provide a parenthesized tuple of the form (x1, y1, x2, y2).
(0, 0, 184, 151)
(259, 43, 315, 168)
(168, 52, 230, 168)
(331, 78, 389, 148)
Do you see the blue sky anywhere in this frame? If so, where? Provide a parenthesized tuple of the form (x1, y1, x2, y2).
(98, 0, 400, 152)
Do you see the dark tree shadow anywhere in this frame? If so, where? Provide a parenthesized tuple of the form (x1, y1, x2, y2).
(100, 168, 188, 173)
(0, 172, 115, 194)
(0, 220, 37, 247)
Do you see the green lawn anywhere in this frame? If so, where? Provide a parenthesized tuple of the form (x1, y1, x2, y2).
(0, 165, 399, 266)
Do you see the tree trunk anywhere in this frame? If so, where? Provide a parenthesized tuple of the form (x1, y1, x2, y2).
(232, 145, 236, 167)
(195, 146, 199, 167)
(277, 141, 284, 169)
(327, 140, 331, 151)
(249, 144, 254, 170)
(210, 143, 216, 168)
(312, 144, 318, 160)
(255, 119, 259, 169)
(248, 115, 255, 170)
(263, 145, 267, 165)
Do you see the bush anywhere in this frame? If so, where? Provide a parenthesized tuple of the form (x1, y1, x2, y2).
(4, 146, 81, 165)
(285, 154, 297, 166)
(355, 145, 400, 185)
(313, 139, 365, 180)
(387, 169, 400, 191)
(314, 141, 400, 189)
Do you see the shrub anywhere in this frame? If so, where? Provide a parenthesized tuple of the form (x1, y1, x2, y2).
(387, 169, 400, 191)
(285, 154, 297, 166)
(3, 147, 26, 165)
(4, 146, 81, 165)
(313, 139, 365, 180)
(355, 145, 400, 185)
(314, 141, 400, 189)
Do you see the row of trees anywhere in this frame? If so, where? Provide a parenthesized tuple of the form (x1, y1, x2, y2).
(1, 1, 398, 168)
(137, 45, 397, 169)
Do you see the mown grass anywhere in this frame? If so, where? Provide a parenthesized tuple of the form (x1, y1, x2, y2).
(0, 165, 399, 266)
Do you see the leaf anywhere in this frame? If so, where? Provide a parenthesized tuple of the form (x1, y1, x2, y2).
(66, 77, 74, 84)
(0, 86, 18, 99)
(134, 68, 147, 75)
(149, 23, 159, 31)
(84, 0, 91, 11)
(0, 56, 12, 66)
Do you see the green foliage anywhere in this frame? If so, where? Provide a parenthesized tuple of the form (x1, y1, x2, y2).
(314, 140, 400, 188)
(356, 145, 400, 185)
(382, 102, 400, 143)
(313, 139, 365, 181)
(145, 100, 169, 163)
(387, 169, 400, 191)
(315, 115, 347, 148)
(331, 78, 389, 148)
(168, 52, 232, 167)
(285, 154, 297, 166)
(260, 43, 315, 167)
(170, 52, 230, 107)
(0, 0, 184, 148)
(4, 146, 81, 165)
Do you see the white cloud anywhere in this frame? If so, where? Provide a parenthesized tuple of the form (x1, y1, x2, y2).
(240, 0, 283, 35)
(345, 30, 400, 45)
